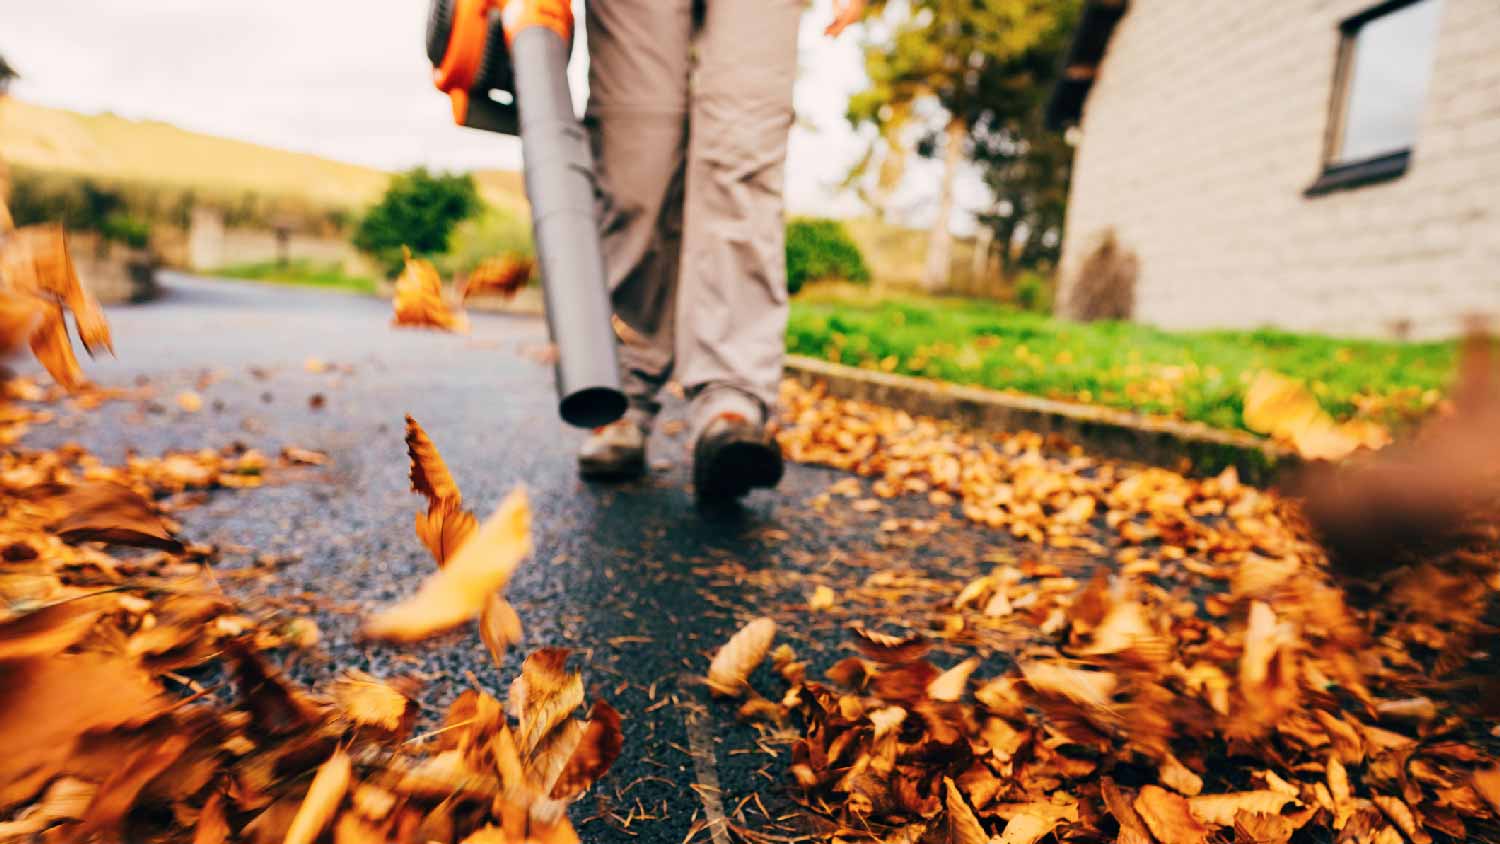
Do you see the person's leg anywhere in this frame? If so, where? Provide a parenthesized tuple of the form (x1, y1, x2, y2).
(585, 0, 693, 425)
(679, 0, 803, 495)
(578, 0, 692, 478)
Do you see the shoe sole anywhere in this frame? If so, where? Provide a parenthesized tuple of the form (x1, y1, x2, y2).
(693, 433, 784, 500)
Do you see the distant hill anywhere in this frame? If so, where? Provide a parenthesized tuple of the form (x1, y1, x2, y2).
(0, 99, 526, 215)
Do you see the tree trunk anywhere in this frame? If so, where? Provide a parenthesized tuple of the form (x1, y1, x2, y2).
(921, 117, 965, 292)
(970, 226, 993, 297)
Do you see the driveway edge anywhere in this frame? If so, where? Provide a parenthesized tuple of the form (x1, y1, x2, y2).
(784, 355, 1299, 485)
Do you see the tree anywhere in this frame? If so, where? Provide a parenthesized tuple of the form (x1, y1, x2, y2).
(847, 0, 1076, 291)
(354, 168, 480, 276)
(0, 52, 15, 96)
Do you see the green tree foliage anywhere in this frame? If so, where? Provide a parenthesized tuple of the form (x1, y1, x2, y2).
(353, 168, 480, 276)
(786, 217, 871, 295)
(8, 172, 152, 249)
(848, 1, 1078, 286)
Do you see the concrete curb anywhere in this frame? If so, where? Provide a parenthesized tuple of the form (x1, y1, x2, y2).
(784, 355, 1299, 485)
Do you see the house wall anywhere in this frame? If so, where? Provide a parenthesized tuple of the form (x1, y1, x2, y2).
(1056, 0, 1500, 339)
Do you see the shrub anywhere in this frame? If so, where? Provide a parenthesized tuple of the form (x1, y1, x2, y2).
(354, 168, 480, 276)
(1062, 228, 1137, 322)
(440, 207, 534, 278)
(101, 213, 151, 250)
(1013, 270, 1054, 314)
(786, 217, 870, 295)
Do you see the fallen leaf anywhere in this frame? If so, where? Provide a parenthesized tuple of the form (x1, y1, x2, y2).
(1134, 784, 1210, 844)
(35, 481, 184, 551)
(514, 648, 585, 756)
(365, 488, 531, 640)
(927, 657, 980, 703)
(941, 778, 987, 844)
(284, 748, 352, 844)
(416, 500, 479, 568)
(1372, 795, 1430, 844)
(479, 592, 524, 665)
(1188, 791, 1297, 827)
(1100, 779, 1153, 844)
(1159, 752, 1204, 797)
(851, 627, 931, 664)
(707, 617, 776, 697)
(1472, 767, 1500, 814)
(77, 733, 190, 835)
(177, 391, 203, 412)
(194, 792, 230, 844)
(549, 700, 623, 799)
(1019, 661, 1117, 710)
(809, 585, 836, 611)
(331, 670, 411, 732)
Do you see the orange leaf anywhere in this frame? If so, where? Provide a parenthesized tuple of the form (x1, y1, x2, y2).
(365, 488, 530, 641)
(1133, 784, 1209, 844)
(285, 748, 353, 844)
(415, 500, 479, 568)
(549, 700, 623, 800)
(707, 617, 776, 697)
(392, 249, 468, 333)
(405, 415, 462, 506)
(479, 592, 523, 665)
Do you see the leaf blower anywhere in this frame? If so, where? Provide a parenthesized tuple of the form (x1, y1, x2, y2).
(426, 0, 626, 428)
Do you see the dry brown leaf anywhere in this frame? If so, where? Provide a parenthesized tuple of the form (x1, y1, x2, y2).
(405, 415, 462, 506)
(461, 254, 533, 301)
(285, 748, 352, 844)
(1101, 779, 1154, 844)
(809, 584, 836, 611)
(392, 249, 468, 333)
(416, 500, 479, 568)
(0, 292, 45, 355)
(1328, 756, 1354, 830)
(78, 733, 190, 835)
(1019, 661, 1117, 709)
(1372, 795, 1431, 844)
(996, 810, 1060, 844)
(927, 657, 980, 703)
(941, 778, 987, 844)
(851, 626, 931, 664)
(515, 648, 586, 756)
(479, 592, 524, 665)
(36, 481, 184, 551)
(365, 488, 530, 640)
(28, 304, 85, 390)
(177, 391, 203, 412)
(1189, 791, 1297, 827)
(549, 700, 623, 800)
(0, 653, 164, 807)
(1160, 752, 1204, 797)
(1134, 784, 1210, 844)
(331, 670, 410, 732)
(1243, 371, 1387, 460)
(1233, 811, 1296, 844)
(193, 792, 230, 844)
(1472, 767, 1500, 814)
(707, 617, 776, 697)
(0, 595, 110, 661)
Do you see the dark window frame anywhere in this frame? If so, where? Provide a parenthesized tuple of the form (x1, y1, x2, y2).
(1306, 0, 1435, 197)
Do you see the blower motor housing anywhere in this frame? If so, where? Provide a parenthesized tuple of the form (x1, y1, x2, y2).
(428, 0, 575, 136)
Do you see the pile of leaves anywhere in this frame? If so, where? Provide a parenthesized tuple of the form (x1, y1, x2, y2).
(0, 395, 620, 841)
(754, 380, 1500, 843)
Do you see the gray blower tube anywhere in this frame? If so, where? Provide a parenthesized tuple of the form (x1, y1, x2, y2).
(511, 26, 626, 429)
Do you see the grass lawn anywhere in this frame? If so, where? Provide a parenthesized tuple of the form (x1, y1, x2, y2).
(787, 289, 1457, 434)
(213, 260, 378, 296)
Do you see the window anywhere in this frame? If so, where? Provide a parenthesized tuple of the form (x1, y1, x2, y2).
(1307, 0, 1444, 196)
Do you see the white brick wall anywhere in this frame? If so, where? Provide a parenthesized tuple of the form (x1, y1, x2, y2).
(1057, 0, 1500, 339)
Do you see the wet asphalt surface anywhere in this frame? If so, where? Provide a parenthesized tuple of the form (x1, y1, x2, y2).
(18, 274, 1060, 843)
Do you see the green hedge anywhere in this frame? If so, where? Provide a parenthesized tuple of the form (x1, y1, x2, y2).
(786, 217, 870, 295)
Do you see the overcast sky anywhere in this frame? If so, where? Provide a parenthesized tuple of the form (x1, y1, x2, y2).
(2, 0, 918, 218)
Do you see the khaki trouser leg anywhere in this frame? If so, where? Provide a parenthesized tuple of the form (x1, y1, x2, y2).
(679, 0, 803, 428)
(584, 0, 693, 425)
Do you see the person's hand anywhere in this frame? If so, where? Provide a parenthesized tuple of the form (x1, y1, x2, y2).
(825, 0, 866, 37)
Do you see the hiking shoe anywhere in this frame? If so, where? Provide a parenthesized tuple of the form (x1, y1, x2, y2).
(578, 419, 647, 480)
(692, 412, 784, 500)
